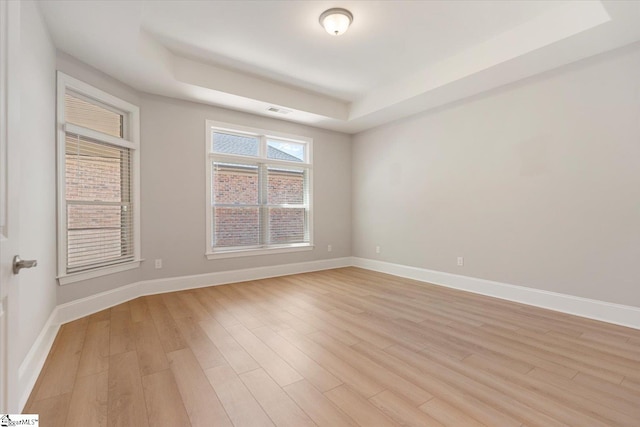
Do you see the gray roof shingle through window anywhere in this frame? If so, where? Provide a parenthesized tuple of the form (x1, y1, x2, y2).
(213, 132, 302, 162)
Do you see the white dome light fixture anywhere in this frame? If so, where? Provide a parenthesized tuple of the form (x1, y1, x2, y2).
(319, 8, 353, 36)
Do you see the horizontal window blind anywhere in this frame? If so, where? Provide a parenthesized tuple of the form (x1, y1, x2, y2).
(266, 166, 308, 245)
(65, 93, 123, 138)
(210, 156, 310, 249)
(212, 161, 260, 248)
(65, 133, 133, 273)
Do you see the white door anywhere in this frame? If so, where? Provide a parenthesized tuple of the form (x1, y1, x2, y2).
(0, 0, 22, 413)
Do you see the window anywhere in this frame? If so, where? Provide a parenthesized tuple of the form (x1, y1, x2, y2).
(206, 121, 313, 258)
(57, 73, 140, 284)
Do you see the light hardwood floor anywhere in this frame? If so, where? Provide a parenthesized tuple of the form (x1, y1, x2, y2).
(25, 267, 640, 426)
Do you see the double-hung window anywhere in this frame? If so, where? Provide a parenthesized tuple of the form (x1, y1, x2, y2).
(205, 121, 313, 258)
(56, 72, 140, 284)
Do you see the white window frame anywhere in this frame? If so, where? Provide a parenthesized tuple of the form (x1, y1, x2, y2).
(56, 72, 141, 285)
(205, 120, 313, 259)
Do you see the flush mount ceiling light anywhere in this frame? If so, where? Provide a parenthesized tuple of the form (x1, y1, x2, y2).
(319, 8, 353, 36)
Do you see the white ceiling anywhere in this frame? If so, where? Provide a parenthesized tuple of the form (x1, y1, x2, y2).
(39, 1, 640, 134)
(141, 0, 559, 101)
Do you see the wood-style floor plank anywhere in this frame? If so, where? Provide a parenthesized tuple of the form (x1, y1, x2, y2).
(107, 351, 149, 427)
(66, 371, 108, 427)
(419, 398, 485, 427)
(351, 341, 521, 427)
(146, 295, 187, 353)
(34, 317, 89, 400)
(87, 309, 110, 324)
(199, 318, 259, 374)
(192, 287, 241, 327)
(109, 307, 135, 355)
(174, 315, 227, 369)
(252, 325, 342, 392)
(308, 330, 433, 405)
(283, 379, 357, 427)
(128, 297, 150, 323)
(167, 347, 233, 427)
(386, 344, 606, 427)
(225, 323, 303, 387)
(369, 390, 445, 427)
(573, 371, 640, 405)
(239, 368, 316, 427)
(25, 393, 71, 427)
(279, 328, 385, 398)
(76, 320, 110, 377)
(177, 292, 213, 322)
(527, 367, 640, 419)
(621, 376, 640, 393)
(205, 364, 275, 427)
(132, 319, 169, 376)
(213, 290, 265, 330)
(324, 384, 400, 427)
(24, 268, 640, 427)
(141, 369, 190, 427)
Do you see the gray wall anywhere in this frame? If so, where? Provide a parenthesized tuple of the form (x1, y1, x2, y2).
(352, 44, 640, 307)
(18, 0, 57, 364)
(139, 94, 351, 280)
(56, 58, 352, 303)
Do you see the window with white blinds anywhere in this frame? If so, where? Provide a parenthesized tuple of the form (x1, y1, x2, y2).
(57, 72, 140, 283)
(205, 121, 313, 258)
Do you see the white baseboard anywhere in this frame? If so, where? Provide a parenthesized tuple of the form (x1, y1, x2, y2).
(352, 257, 640, 330)
(18, 309, 60, 411)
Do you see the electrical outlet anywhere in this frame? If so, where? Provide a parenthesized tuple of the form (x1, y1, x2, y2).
(327, 244, 332, 252)
(376, 246, 381, 254)
(155, 259, 163, 269)
(457, 256, 464, 266)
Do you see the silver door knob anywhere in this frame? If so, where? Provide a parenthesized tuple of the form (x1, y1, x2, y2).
(13, 255, 37, 274)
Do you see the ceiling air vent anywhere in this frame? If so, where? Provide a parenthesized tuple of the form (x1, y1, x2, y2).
(267, 106, 291, 114)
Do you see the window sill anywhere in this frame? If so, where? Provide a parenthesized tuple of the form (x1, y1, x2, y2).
(57, 259, 142, 285)
(206, 244, 313, 260)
